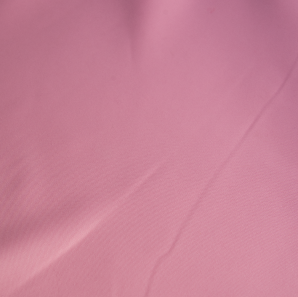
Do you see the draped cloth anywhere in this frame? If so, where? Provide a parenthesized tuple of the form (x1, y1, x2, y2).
(1, 1, 298, 296)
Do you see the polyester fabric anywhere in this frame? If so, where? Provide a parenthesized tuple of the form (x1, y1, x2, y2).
(1, 0, 298, 296)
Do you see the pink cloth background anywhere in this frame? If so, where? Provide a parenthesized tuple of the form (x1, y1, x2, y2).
(1, 0, 298, 296)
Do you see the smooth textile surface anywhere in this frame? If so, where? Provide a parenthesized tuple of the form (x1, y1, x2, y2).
(1, 0, 298, 296)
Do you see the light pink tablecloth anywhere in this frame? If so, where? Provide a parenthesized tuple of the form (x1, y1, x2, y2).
(1, 0, 298, 296)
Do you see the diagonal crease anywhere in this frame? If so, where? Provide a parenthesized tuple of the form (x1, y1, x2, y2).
(7, 161, 164, 297)
(143, 53, 298, 297)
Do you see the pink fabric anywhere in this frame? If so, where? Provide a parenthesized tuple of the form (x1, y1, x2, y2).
(1, 0, 298, 296)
